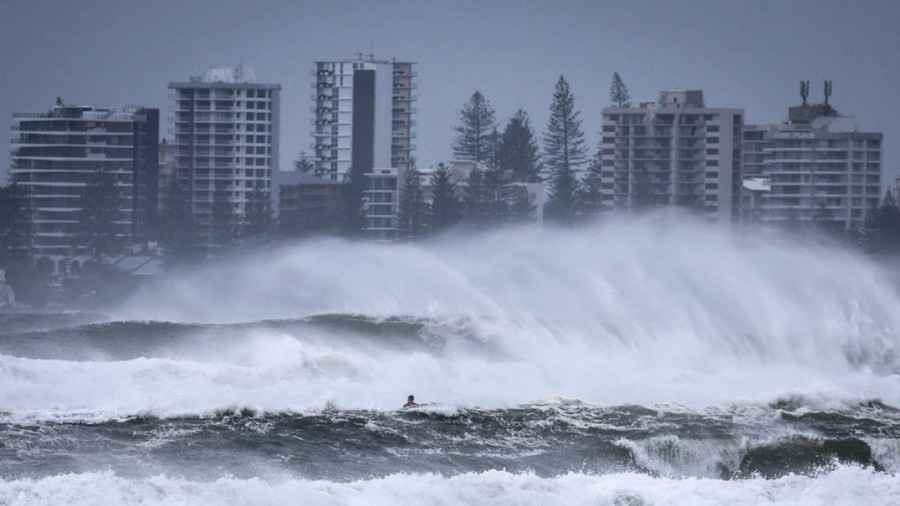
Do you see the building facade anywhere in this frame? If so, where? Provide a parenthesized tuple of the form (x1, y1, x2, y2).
(742, 103, 882, 231)
(311, 56, 416, 181)
(168, 66, 280, 246)
(276, 172, 344, 237)
(599, 90, 743, 223)
(363, 167, 400, 239)
(9, 103, 159, 257)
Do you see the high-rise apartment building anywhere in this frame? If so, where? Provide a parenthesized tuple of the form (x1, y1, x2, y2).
(741, 101, 882, 231)
(599, 90, 743, 223)
(168, 66, 280, 245)
(311, 56, 416, 181)
(9, 103, 159, 258)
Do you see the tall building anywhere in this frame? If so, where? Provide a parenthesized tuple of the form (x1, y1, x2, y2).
(168, 66, 281, 246)
(741, 100, 882, 231)
(311, 55, 416, 181)
(9, 102, 159, 258)
(599, 90, 743, 223)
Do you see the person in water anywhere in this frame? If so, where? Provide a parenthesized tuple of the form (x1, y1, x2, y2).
(403, 394, 418, 408)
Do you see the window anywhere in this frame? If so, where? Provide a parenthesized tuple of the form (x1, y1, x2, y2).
(246, 89, 255, 98)
(706, 125, 720, 133)
(705, 183, 718, 190)
(705, 171, 719, 179)
(245, 135, 253, 143)
(707, 137, 719, 144)
(706, 160, 719, 167)
(256, 135, 266, 143)
(706, 149, 719, 155)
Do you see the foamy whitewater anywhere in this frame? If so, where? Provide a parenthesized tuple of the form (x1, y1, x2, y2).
(1, 215, 898, 504)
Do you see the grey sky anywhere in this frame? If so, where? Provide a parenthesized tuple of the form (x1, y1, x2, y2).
(2, 0, 898, 185)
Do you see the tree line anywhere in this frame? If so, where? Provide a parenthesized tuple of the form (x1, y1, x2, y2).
(394, 72, 635, 237)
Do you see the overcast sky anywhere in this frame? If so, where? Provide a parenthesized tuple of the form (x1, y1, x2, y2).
(2, 0, 898, 185)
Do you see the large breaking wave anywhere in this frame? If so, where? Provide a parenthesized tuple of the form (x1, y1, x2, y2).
(3, 215, 899, 419)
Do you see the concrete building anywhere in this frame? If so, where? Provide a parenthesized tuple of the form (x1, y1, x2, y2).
(739, 177, 771, 224)
(9, 102, 159, 258)
(599, 90, 743, 223)
(168, 65, 280, 246)
(742, 102, 882, 231)
(363, 167, 400, 239)
(276, 171, 344, 237)
(311, 55, 416, 181)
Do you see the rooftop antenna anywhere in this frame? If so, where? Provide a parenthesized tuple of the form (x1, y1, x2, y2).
(800, 80, 810, 106)
(824, 80, 833, 106)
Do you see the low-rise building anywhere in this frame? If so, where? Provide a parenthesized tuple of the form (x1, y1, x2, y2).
(277, 172, 344, 237)
(363, 167, 400, 240)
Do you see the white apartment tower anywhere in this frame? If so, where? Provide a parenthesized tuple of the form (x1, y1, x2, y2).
(741, 100, 882, 231)
(311, 56, 416, 181)
(168, 66, 280, 245)
(599, 90, 743, 223)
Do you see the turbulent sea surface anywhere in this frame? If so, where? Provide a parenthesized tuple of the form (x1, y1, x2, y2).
(2, 219, 900, 505)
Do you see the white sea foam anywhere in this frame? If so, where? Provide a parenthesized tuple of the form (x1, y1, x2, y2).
(2, 215, 899, 420)
(1, 467, 897, 506)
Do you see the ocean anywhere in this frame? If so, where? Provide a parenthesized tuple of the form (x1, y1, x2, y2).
(1, 218, 898, 504)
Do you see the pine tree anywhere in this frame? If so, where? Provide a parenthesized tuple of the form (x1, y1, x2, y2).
(462, 168, 492, 226)
(610, 72, 631, 108)
(487, 127, 502, 171)
(578, 156, 606, 219)
(499, 109, 541, 182)
(452, 91, 497, 163)
(543, 76, 587, 224)
(429, 164, 461, 234)
(398, 169, 428, 240)
(79, 169, 122, 258)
